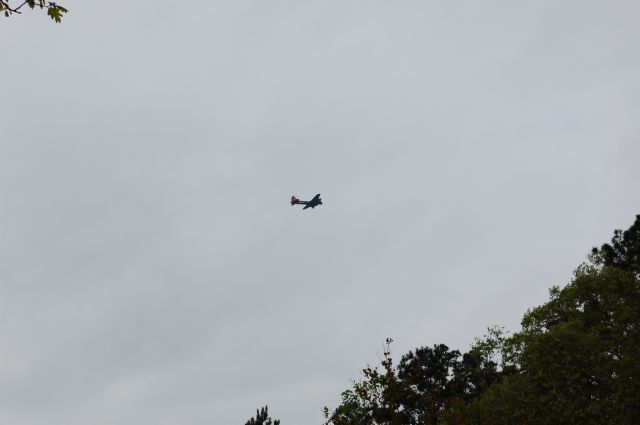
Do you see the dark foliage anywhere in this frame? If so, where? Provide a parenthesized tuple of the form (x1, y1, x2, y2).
(244, 406, 280, 425)
(324, 214, 640, 425)
(592, 214, 640, 275)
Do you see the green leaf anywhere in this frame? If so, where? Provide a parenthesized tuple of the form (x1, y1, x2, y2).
(47, 4, 65, 23)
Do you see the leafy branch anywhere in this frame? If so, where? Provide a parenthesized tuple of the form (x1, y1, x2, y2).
(1, 0, 68, 23)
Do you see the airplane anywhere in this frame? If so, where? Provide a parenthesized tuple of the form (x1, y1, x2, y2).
(291, 194, 322, 209)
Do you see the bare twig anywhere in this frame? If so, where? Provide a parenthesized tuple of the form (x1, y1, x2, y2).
(1, 0, 29, 14)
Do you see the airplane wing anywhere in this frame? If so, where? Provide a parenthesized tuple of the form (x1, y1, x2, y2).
(293, 194, 321, 209)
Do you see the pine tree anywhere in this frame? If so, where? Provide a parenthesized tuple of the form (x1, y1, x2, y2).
(244, 406, 281, 425)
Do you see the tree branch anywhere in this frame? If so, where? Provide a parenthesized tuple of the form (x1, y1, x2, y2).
(1, 0, 29, 14)
(2, 0, 67, 22)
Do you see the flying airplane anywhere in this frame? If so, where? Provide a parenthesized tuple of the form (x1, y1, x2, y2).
(290, 194, 322, 209)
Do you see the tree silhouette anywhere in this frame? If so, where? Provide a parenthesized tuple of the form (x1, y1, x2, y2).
(326, 214, 640, 425)
(592, 214, 640, 275)
(244, 406, 280, 425)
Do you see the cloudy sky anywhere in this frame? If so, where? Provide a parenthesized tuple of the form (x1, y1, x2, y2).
(1, 1, 639, 424)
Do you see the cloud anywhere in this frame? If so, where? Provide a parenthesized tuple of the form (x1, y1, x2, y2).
(1, 1, 639, 424)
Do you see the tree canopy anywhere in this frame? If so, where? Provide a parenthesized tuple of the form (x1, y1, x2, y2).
(591, 214, 640, 275)
(245, 215, 640, 424)
(244, 406, 281, 425)
(321, 214, 640, 425)
(478, 264, 640, 425)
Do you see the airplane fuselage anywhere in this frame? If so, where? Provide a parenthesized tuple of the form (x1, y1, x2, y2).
(291, 194, 322, 209)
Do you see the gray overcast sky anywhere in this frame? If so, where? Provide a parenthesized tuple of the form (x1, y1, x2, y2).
(1, 1, 639, 424)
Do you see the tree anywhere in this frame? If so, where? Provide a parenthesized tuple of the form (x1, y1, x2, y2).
(479, 216, 640, 424)
(397, 344, 472, 424)
(327, 215, 640, 425)
(244, 406, 280, 425)
(479, 265, 640, 425)
(591, 214, 640, 275)
(1, 0, 68, 22)
(326, 339, 500, 425)
(327, 339, 405, 425)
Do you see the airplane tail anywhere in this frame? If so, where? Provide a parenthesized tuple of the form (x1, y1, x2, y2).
(291, 196, 299, 206)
